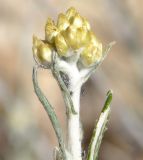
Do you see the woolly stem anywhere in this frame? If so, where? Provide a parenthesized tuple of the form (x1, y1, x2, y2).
(52, 53, 83, 160)
(67, 87, 82, 160)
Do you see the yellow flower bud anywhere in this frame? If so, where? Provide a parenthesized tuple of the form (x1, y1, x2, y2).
(46, 17, 54, 26)
(76, 27, 88, 47)
(64, 26, 88, 49)
(33, 35, 52, 65)
(81, 43, 102, 66)
(70, 13, 83, 28)
(82, 17, 90, 30)
(63, 26, 78, 49)
(88, 31, 99, 47)
(55, 33, 69, 56)
(80, 44, 93, 65)
(57, 13, 70, 31)
(66, 7, 77, 20)
(37, 45, 52, 65)
(45, 18, 59, 43)
(33, 35, 39, 47)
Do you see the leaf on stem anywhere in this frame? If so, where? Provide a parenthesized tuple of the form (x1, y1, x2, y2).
(87, 90, 113, 160)
(32, 66, 67, 160)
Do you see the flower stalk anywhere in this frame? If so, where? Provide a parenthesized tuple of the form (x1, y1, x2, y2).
(32, 7, 114, 160)
(67, 88, 82, 160)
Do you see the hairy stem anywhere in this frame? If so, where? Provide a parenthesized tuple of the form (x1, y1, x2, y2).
(52, 54, 83, 160)
(67, 87, 82, 160)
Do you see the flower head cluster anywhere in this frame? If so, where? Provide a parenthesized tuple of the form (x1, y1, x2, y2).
(33, 7, 103, 67)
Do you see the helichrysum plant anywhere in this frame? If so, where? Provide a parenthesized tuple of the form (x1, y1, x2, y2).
(32, 7, 115, 160)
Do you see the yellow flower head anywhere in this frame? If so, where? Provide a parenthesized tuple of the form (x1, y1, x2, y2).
(33, 7, 103, 66)
(33, 35, 52, 66)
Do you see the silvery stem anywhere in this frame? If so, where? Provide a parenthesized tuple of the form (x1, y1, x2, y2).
(67, 87, 82, 160)
(52, 54, 83, 160)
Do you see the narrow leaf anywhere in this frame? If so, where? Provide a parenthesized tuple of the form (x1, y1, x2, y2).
(32, 66, 66, 160)
(87, 90, 113, 160)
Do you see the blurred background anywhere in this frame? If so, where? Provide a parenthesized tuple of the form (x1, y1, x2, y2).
(0, 0, 143, 160)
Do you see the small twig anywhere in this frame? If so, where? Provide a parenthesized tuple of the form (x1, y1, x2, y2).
(32, 66, 67, 160)
(87, 90, 113, 160)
